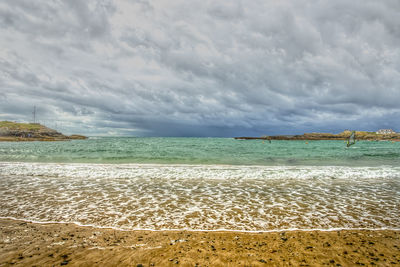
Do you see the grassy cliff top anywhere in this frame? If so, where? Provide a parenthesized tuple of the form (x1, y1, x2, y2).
(0, 121, 43, 131)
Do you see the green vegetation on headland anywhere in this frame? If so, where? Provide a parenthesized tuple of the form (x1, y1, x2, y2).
(235, 130, 400, 141)
(0, 121, 87, 142)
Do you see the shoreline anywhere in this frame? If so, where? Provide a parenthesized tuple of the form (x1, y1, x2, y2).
(1, 218, 399, 266)
(2, 216, 400, 233)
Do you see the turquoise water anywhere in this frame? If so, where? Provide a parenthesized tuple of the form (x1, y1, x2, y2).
(0, 137, 399, 166)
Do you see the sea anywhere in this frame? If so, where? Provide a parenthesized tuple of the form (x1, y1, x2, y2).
(0, 137, 399, 232)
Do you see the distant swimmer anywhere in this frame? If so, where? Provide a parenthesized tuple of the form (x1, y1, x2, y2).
(305, 142, 308, 144)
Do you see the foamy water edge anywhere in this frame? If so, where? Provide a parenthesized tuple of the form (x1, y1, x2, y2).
(1, 162, 399, 231)
(2, 216, 400, 233)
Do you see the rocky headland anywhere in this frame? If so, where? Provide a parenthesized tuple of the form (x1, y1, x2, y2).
(235, 130, 400, 141)
(0, 121, 87, 141)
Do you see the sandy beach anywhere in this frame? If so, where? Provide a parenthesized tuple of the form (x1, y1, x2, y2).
(0, 218, 399, 266)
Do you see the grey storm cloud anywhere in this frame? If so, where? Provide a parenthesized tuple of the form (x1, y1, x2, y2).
(0, 0, 399, 136)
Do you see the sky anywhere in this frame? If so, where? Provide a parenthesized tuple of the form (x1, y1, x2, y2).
(0, 0, 399, 137)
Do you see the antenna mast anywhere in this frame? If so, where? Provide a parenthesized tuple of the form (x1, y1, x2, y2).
(33, 105, 36, 123)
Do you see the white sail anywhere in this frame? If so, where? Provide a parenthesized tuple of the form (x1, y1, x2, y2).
(347, 131, 356, 147)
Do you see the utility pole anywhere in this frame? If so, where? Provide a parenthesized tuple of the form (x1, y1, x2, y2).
(33, 105, 36, 123)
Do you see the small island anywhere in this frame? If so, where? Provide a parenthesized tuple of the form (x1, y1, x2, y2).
(235, 130, 400, 141)
(0, 121, 87, 141)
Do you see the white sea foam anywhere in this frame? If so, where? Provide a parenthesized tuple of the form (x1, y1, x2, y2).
(1, 162, 399, 180)
(0, 162, 399, 231)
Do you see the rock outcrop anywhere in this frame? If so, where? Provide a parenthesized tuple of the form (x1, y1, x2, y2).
(235, 131, 400, 141)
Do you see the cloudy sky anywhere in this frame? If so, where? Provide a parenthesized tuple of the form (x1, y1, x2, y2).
(0, 1, 399, 136)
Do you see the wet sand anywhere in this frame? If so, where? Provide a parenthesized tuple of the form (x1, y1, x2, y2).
(0, 219, 399, 267)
